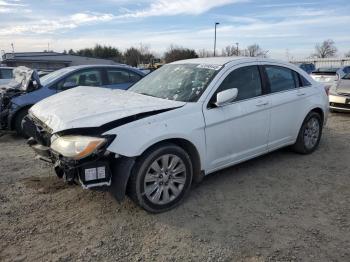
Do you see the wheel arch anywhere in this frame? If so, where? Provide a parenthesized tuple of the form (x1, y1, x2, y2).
(138, 138, 203, 183)
(309, 107, 325, 125)
(10, 104, 33, 130)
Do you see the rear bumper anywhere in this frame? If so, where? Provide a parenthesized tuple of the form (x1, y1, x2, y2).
(329, 94, 350, 112)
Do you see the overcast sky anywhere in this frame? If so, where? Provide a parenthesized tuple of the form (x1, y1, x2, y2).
(0, 0, 349, 59)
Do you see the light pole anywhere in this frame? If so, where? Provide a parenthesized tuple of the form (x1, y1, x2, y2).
(214, 22, 220, 57)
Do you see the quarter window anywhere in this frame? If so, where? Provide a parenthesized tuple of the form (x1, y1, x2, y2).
(265, 66, 297, 93)
(299, 74, 312, 87)
(215, 66, 262, 101)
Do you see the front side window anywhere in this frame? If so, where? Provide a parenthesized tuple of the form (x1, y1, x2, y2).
(129, 64, 220, 102)
(265, 66, 297, 93)
(215, 65, 262, 101)
(57, 69, 102, 90)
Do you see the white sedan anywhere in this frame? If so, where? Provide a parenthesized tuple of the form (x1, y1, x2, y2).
(25, 57, 329, 213)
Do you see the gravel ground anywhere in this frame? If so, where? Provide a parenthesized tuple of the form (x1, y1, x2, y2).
(0, 113, 349, 262)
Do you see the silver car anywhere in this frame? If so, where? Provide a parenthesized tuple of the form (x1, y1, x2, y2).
(311, 66, 350, 88)
(329, 73, 350, 112)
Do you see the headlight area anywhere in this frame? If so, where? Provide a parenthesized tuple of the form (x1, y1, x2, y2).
(50, 135, 115, 189)
(50, 135, 107, 160)
(30, 133, 117, 189)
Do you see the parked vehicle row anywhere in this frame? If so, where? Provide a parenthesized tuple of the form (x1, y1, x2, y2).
(24, 57, 329, 212)
(0, 65, 145, 136)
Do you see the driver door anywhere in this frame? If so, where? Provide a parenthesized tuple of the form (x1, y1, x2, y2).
(56, 69, 103, 92)
(203, 64, 271, 173)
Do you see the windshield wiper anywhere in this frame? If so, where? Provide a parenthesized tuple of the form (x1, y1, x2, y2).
(138, 92, 158, 98)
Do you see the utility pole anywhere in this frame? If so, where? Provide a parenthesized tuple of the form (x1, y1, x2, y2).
(214, 22, 220, 57)
(11, 43, 14, 53)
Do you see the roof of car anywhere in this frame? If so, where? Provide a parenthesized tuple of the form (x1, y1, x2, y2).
(171, 57, 290, 67)
(62, 64, 146, 75)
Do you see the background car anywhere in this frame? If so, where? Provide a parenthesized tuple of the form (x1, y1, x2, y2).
(295, 63, 316, 74)
(0, 67, 14, 85)
(26, 57, 329, 213)
(329, 73, 350, 112)
(311, 66, 350, 88)
(0, 65, 145, 136)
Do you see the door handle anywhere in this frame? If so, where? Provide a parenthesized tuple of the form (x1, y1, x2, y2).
(297, 92, 306, 96)
(255, 101, 269, 107)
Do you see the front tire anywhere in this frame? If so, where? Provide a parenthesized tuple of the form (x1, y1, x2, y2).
(292, 111, 322, 154)
(14, 109, 29, 138)
(127, 143, 193, 213)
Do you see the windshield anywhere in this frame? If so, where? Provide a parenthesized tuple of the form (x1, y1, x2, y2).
(128, 64, 221, 102)
(40, 67, 74, 86)
(343, 73, 350, 80)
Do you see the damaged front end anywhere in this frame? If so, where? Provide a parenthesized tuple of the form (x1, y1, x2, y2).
(0, 67, 41, 131)
(23, 115, 134, 200)
(0, 88, 22, 130)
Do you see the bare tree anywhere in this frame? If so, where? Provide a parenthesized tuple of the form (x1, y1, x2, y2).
(198, 48, 213, 58)
(243, 44, 268, 57)
(312, 39, 337, 58)
(221, 45, 239, 56)
(345, 51, 350, 57)
(164, 45, 198, 63)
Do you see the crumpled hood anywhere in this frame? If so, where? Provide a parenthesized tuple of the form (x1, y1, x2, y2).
(336, 80, 350, 94)
(30, 86, 185, 133)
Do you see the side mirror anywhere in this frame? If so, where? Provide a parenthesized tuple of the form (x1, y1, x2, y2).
(215, 88, 238, 107)
(62, 81, 77, 89)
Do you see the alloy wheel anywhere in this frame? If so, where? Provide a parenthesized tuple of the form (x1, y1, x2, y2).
(143, 154, 187, 205)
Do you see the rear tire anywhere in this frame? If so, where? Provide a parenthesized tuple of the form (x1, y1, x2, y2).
(292, 111, 322, 154)
(14, 109, 29, 138)
(127, 143, 193, 213)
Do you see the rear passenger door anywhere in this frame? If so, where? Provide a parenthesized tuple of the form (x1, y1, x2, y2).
(263, 64, 312, 150)
(105, 68, 142, 90)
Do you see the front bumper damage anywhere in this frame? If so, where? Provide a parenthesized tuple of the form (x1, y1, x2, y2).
(23, 115, 135, 201)
(329, 94, 350, 112)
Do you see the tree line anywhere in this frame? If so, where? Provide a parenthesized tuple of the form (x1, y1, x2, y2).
(63, 43, 270, 67)
(62, 40, 350, 67)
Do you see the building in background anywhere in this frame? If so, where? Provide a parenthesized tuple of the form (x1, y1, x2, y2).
(290, 57, 350, 69)
(1, 52, 118, 70)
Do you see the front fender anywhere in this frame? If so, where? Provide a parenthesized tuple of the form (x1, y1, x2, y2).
(104, 103, 207, 170)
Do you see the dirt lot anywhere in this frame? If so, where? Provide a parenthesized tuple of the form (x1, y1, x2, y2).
(0, 113, 349, 262)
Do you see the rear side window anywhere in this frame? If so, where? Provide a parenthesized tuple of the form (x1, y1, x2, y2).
(107, 69, 141, 85)
(216, 65, 262, 101)
(265, 66, 297, 93)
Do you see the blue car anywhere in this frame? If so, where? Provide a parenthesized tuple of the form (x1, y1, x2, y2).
(0, 65, 145, 136)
